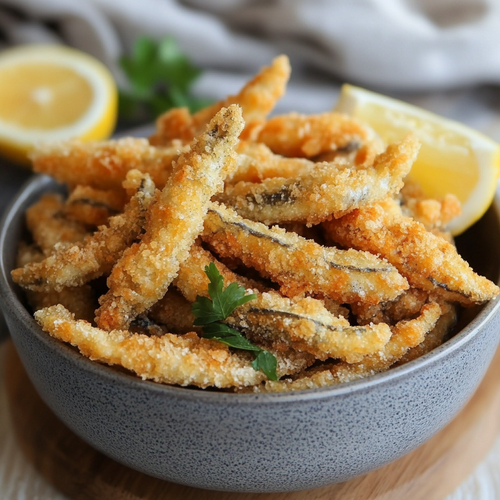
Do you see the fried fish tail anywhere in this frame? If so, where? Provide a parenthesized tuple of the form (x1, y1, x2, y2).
(37, 305, 311, 387)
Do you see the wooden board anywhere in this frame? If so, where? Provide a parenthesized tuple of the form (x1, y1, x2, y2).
(4, 339, 500, 500)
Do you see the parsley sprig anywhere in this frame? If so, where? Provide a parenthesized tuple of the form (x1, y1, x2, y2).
(192, 263, 278, 381)
(119, 36, 212, 122)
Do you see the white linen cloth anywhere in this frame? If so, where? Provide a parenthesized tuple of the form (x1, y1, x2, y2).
(0, 0, 499, 115)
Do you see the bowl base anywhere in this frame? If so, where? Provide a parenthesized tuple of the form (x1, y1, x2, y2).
(4, 339, 500, 499)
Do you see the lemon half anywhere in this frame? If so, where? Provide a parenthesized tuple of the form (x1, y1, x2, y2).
(0, 45, 117, 164)
(335, 84, 500, 235)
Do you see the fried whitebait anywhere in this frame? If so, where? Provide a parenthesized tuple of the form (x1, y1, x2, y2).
(231, 139, 384, 185)
(394, 302, 457, 366)
(150, 55, 291, 146)
(202, 203, 408, 305)
(228, 142, 312, 184)
(191, 55, 291, 141)
(35, 305, 267, 389)
(26, 193, 89, 252)
(95, 106, 245, 331)
(323, 202, 499, 305)
(257, 112, 376, 158)
(175, 244, 392, 363)
(12, 170, 156, 292)
(17, 243, 96, 323)
(219, 135, 420, 225)
(244, 302, 442, 392)
(66, 185, 128, 227)
(31, 137, 188, 191)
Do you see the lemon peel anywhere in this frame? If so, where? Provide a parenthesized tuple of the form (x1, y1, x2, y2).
(0, 45, 117, 165)
(335, 84, 500, 235)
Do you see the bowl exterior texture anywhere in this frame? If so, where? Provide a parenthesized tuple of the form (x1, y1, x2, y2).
(1, 176, 500, 493)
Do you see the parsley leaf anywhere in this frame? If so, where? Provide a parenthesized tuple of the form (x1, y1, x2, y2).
(203, 323, 261, 351)
(118, 36, 211, 123)
(252, 351, 278, 382)
(192, 264, 278, 381)
(205, 263, 257, 319)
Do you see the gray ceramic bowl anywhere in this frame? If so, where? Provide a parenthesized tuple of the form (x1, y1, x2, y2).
(1, 174, 500, 493)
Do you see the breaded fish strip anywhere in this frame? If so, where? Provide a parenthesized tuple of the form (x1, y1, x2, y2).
(400, 181, 461, 242)
(176, 243, 392, 362)
(323, 203, 499, 305)
(35, 305, 267, 388)
(95, 106, 244, 331)
(66, 185, 128, 227)
(202, 203, 408, 305)
(31, 137, 188, 190)
(151, 55, 291, 146)
(12, 170, 156, 292)
(149, 107, 196, 146)
(193, 55, 291, 141)
(229, 295, 392, 363)
(17, 243, 96, 322)
(219, 135, 420, 225)
(231, 137, 385, 185)
(27, 193, 89, 251)
(229, 142, 312, 184)
(394, 302, 457, 366)
(245, 302, 442, 393)
(257, 112, 375, 158)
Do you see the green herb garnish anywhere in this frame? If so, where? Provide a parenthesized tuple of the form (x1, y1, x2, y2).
(119, 36, 212, 122)
(192, 263, 278, 381)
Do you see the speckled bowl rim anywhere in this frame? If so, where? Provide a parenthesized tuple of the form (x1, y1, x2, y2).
(1, 174, 500, 405)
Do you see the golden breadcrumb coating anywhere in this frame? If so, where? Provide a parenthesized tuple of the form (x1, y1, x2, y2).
(31, 137, 188, 191)
(219, 134, 420, 225)
(257, 111, 376, 158)
(95, 105, 244, 331)
(244, 302, 442, 392)
(12, 170, 156, 292)
(323, 202, 499, 305)
(202, 202, 408, 305)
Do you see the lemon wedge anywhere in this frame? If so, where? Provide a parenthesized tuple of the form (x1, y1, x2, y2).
(0, 45, 117, 165)
(335, 84, 500, 235)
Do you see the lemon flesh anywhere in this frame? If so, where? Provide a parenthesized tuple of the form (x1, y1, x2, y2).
(0, 45, 117, 164)
(335, 84, 500, 235)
